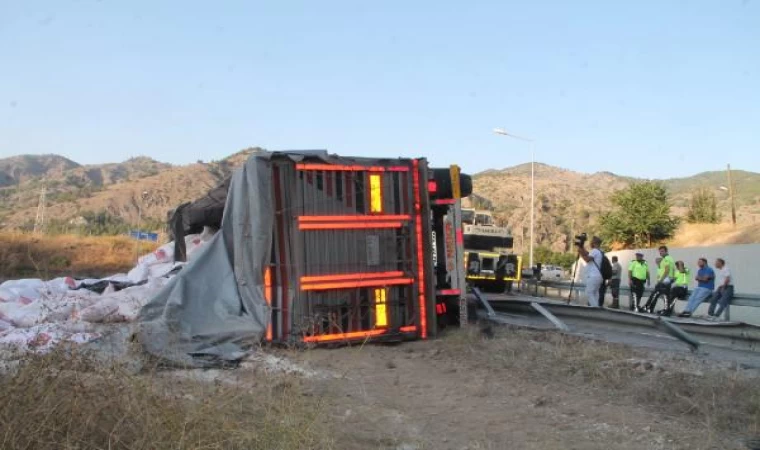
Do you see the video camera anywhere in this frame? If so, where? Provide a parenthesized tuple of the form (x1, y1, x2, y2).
(574, 232, 587, 247)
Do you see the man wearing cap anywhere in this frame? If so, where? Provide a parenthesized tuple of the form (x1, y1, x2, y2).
(577, 236, 604, 307)
(628, 252, 650, 312)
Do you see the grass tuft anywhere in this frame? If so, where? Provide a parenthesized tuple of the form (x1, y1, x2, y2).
(0, 350, 333, 450)
(441, 326, 760, 439)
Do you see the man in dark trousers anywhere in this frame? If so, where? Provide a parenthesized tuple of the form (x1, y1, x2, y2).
(628, 252, 650, 312)
(608, 256, 623, 309)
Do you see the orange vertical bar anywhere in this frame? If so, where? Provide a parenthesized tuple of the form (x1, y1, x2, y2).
(264, 267, 273, 341)
(412, 159, 428, 339)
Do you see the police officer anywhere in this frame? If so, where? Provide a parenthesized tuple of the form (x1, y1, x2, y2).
(628, 252, 650, 312)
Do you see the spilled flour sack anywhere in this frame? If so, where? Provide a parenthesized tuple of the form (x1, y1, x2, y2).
(0, 231, 214, 355)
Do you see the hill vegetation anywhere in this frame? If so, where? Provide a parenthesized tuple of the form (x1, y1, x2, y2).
(471, 163, 760, 255)
(0, 232, 157, 279)
(1, 150, 759, 255)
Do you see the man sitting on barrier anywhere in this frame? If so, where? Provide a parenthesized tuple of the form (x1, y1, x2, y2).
(707, 258, 734, 320)
(678, 257, 715, 318)
(659, 260, 689, 316)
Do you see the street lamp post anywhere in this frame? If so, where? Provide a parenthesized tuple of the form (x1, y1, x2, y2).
(493, 128, 535, 269)
(726, 164, 737, 227)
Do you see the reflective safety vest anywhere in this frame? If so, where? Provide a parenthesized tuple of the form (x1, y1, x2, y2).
(661, 255, 676, 279)
(629, 260, 648, 281)
(675, 268, 690, 286)
(657, 263, 665, 279)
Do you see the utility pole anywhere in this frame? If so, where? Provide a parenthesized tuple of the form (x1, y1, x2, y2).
(727, 164, 737, 226)
(33, 184, 46, 234)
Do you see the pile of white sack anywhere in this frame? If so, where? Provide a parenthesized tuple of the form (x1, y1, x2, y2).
(0, 229, 215, 354)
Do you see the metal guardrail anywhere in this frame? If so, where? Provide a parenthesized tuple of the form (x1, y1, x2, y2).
(485, 297, 760, 354)
(519, 279, 760, 322)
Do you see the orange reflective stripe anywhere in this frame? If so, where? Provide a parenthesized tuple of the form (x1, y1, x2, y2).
(302, 329, 386, 343)
(263, 267, 273, 341)
(298, 222, 403, 230)
(298, 215, 411, 222)
(412, 159, 428, 339)
(296, 163, 386, 172)
(399, 325, 417, 333)
(296, 164, 410, 172)
(300, 271, 404, 283)
(300, 278, 414, 291)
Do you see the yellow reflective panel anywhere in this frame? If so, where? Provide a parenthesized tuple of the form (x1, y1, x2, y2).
(369, 174, 383, 213)
(374, 288, 388, 327)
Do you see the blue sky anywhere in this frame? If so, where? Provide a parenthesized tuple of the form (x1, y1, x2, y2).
(1, 0, 758, 178)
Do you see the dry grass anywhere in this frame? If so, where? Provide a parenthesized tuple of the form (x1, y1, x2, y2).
(443, 326, 760, 440)
(0, 232, 157, 279)
(669, 222, 760, 247)
(0, 350, 333, 450)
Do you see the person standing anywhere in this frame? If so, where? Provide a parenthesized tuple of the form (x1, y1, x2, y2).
(628, 252, 650, 312)
(646, 246, 676, 312)
(708, 258, 734, 319)
(577, 236, 603, 308)
(658, 246, 676, 285)
(678, 258, 715, 318)
(608, 256, 623, 309)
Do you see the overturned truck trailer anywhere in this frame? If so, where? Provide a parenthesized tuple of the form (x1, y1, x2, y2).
(166, 151, 472, 346)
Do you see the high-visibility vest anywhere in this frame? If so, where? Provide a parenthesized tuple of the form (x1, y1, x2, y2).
(629, 260, 648, 281)
(661, 255, 676, 278)
(675, 268, 690, 286)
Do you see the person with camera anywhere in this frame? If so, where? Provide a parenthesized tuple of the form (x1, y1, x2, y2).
(576, 235, 604, 308)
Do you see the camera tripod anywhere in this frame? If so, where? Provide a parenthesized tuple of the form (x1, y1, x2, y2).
(566, 248, 582, 304)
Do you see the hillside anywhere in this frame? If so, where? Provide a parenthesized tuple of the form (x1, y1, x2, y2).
(1, 151, 759, 251)
(0, 154, 80, 187)
(0, 149, 261, 230)
(471, 163, 760, 253)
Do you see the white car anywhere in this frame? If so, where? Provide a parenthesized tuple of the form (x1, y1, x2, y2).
(540, 265, 564, 280)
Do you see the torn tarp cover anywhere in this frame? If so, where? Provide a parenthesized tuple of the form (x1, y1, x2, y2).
(136, 153, 274, 368)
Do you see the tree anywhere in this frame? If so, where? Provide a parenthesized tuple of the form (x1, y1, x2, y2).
(598, 182, 679, 248)
(522, 245, 578, 270)
(686, 188, 721, 224)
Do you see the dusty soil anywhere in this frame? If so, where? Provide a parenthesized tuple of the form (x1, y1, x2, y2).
(274, 327, 754, 450)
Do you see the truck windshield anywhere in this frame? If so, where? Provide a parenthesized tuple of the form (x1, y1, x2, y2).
(475, 213, 493, 226)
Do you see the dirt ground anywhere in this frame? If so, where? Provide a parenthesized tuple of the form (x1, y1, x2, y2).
(271, 326, 756, 450)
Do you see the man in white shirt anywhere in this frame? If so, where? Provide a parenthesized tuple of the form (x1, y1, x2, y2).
(708, 258, 734, 318)
(577, 235, 603, 307)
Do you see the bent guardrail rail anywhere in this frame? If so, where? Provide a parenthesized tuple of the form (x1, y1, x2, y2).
(518, 279, 760, 322)
(486, 297, 760, 353)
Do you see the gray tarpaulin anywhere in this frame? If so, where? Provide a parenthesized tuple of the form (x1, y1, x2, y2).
(136, 153, 273, 368)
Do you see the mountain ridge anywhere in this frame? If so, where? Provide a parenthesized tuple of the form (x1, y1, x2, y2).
(2, 151, 759, 252)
